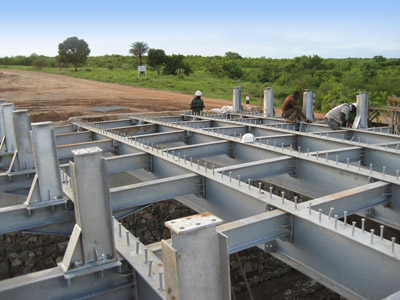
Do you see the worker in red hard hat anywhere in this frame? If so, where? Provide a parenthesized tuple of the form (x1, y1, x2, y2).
(190, 90, 205, 115)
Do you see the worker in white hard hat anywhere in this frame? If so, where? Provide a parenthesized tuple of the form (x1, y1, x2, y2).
(190, 90, 205, 115)
(325, 103, 357, 130)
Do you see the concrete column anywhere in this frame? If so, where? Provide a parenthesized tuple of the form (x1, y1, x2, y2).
(12, 110, 34, 170)
(263, 87, 275, 117)
(233, 86, 243, 113)
(162, 212, 230, 300)
(31, 122, 63, 202)
(302, 89, 315, 122)
(1, 103, 16, 152)
(61, 147, 118, 273)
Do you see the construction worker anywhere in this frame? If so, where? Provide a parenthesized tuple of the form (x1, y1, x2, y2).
(190, 90, 205, 115)
(325, 103, 357, 130)
(282, 91, 312, 123)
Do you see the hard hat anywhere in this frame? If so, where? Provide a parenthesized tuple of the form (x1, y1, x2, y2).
(241, 133, 255, 143)
(351, 103, 358, 111)
(195, 90, 202, 96)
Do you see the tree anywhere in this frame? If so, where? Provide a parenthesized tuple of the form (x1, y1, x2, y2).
(58, 37, 90, 71)
(147, 49, 167, 75)
(163, 54, 192, 76)
(225, 51, 242, 59)
(129, 41, 149, 66)
(32, 57, 47, 69)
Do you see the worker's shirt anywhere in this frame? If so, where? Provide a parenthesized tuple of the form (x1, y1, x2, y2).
(326, 104, 350, 124)
(190, 97, 204, 113)
(282, 95, 298, 112)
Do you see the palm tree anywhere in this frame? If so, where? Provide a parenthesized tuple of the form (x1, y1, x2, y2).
(129, 41, 149, 66)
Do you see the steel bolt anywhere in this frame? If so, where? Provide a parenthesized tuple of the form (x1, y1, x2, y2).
(248, 179, 251, 190)
(294, 196, 298, 209)
(270, 187, 273, 199)
(281, 191, 285, 204)
(370, 229, 375, 245)
(334, 215, 338, 229)
(258, 182, 262, 194)
(119, 223, 122, 237)
(229, 171, 232, 182)
(344, 211, 347, 226)
(318, 209, 322, 222)
(328, 207, 334, 219)
(352, 221, 356, 237)
(238, 175, 241, 186)
(148, 259, 153, 276)
(392, 237, 396, 253)
(144, 248, 148, 264)
(126, 232, 130, 245)
(136, 241, 140, 254)
(380, 225, 384, 240)
(159, 272, 164, 291)
(308, 203, 312, 215)
(361, 218, 366, 233)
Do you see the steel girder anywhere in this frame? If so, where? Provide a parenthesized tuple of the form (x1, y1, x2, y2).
(1, 112, 400, 299)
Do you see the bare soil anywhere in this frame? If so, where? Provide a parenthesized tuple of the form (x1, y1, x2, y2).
(0, 69, 325, 123)
(0, 69, 233, 122)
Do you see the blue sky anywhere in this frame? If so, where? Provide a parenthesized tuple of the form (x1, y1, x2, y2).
(1, 0, 399, 58)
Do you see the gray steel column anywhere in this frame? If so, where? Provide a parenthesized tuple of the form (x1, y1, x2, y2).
(303, 89, 315, 122)
(60, 147, 119, 275)
(12, 110, 34, 171)
(264, 87, 275, 117)
(354, 91, 368, 129)
(233, 86, 243, 113)
(0, 99, 6, 151)
(30, 122, 63, 203)
(162, 212, 230, 300)
(1, 103, 16, 152)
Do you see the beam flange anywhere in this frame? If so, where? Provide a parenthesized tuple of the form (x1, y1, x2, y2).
(166, 140, 232, 159)
(110, 173, 202, 211)
(307, 181, 391, 217)
(105, 152, 151, 173)
(56, 139, 115, 160)
(216, 156, 295, 180)
(218, 210, 291, 253)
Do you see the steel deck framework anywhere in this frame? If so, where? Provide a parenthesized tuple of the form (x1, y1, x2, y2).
(0, 103, 399, 299)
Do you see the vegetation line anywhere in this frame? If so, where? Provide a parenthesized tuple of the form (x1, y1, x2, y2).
(1, 52, 399, 111)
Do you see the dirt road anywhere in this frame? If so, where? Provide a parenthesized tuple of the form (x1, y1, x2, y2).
(0, 69, 324, 123)
(0, 69, 235, 122)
